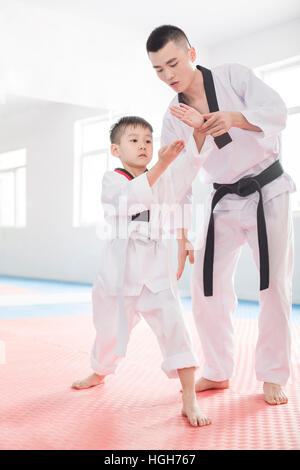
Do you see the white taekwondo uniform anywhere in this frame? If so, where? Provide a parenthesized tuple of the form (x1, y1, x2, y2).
(161, 63, 296, 385)
(90, 135, 208, 379)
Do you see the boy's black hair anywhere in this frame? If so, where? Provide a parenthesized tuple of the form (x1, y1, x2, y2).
(146, 24, 191, 53)
(110, 116, 153, 144)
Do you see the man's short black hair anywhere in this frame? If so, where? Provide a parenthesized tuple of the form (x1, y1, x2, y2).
(146, 25, 191, 53)
(110, 116, 153, 144)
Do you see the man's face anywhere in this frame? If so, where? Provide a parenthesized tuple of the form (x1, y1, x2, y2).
(112, 125, 153, 169)
(148, 40, 195, 94)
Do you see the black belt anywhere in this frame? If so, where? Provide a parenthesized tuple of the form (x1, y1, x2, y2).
(203, 159, 284, 296)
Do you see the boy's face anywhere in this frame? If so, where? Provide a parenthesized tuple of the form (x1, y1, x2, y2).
(148, 40, 196, 94)
(111, 125, 153, 169)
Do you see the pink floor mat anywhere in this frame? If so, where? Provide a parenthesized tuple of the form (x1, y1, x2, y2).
(0, 285, 39, 295)
(0, 312, 299, 450)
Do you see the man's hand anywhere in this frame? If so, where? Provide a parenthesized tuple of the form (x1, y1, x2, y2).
(177, 236, 194, 280)
(170, 105, 234, 138)
(158, 140, 185, 166)
(198, 111, 233, 137)
(170, 103, 204, 129)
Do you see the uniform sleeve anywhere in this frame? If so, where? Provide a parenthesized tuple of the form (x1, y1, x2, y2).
(160, 113, 214, 232)
(101, 170, 153, 217)
(229, 63, 287, 138)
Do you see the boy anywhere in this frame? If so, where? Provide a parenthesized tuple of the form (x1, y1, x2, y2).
(72, 116, 211, 427)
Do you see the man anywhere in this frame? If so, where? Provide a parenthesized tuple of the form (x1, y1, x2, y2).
(146, 24, 295, 405)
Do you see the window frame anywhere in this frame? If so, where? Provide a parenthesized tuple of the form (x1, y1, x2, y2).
(255, 58, 300, 216)
(73, 112, 123, 228)
(0, 149, 26, 228)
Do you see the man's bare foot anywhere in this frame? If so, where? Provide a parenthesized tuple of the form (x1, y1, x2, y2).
(181, 392, 211, 427)
(71, 373, 105, 390)
(195, 377, 229, 393)
(263, 382, 288, 405)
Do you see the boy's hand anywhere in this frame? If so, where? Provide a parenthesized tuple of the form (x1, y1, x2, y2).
(170, 103, 204, 129)
(177, 237, 194, 280)
(158, 140, 185, 166)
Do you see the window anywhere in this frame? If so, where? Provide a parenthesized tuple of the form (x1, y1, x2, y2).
(256, 57, 300, 211)
(0, 148, 26, 227)
(147, 134, 161, 169)
(73, 113, 122, 227)
(147, 115, 163, 169)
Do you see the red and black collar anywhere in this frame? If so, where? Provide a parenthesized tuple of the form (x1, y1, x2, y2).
(114, 168, 148, 180)
(113, 168, 150, 222)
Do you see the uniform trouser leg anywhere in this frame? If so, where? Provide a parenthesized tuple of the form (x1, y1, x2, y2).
(191, 209, 246, 381)
(137, 286, 199, 378)
(90, 282, 199, 378)
(246, 192, 294, 385)
(90, 282, 140, 375)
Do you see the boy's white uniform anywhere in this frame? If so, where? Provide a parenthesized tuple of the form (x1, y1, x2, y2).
(91, 136, 207, 378)
(161, 63, 295, 385)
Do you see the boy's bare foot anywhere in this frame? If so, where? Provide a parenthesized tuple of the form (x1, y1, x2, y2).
(263, 382, 288, 405)
(71, 373, 105, 390)
(195, 377, 229, 393)
(181, 392, 211, 427)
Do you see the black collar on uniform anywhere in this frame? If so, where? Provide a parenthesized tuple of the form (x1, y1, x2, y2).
(178, 65, 232, 149)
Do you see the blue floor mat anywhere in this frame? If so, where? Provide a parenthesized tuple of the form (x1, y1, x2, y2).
(0, 275, 299, 323)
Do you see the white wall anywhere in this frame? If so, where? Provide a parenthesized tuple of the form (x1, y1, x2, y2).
(176, 17, 300, 303)
(207, 18, 300, 69)
(0, 101, 106, 283)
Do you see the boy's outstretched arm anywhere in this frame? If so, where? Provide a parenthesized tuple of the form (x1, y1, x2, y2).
(146, 140, 185, 187)
(101, 140, 184, 217)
